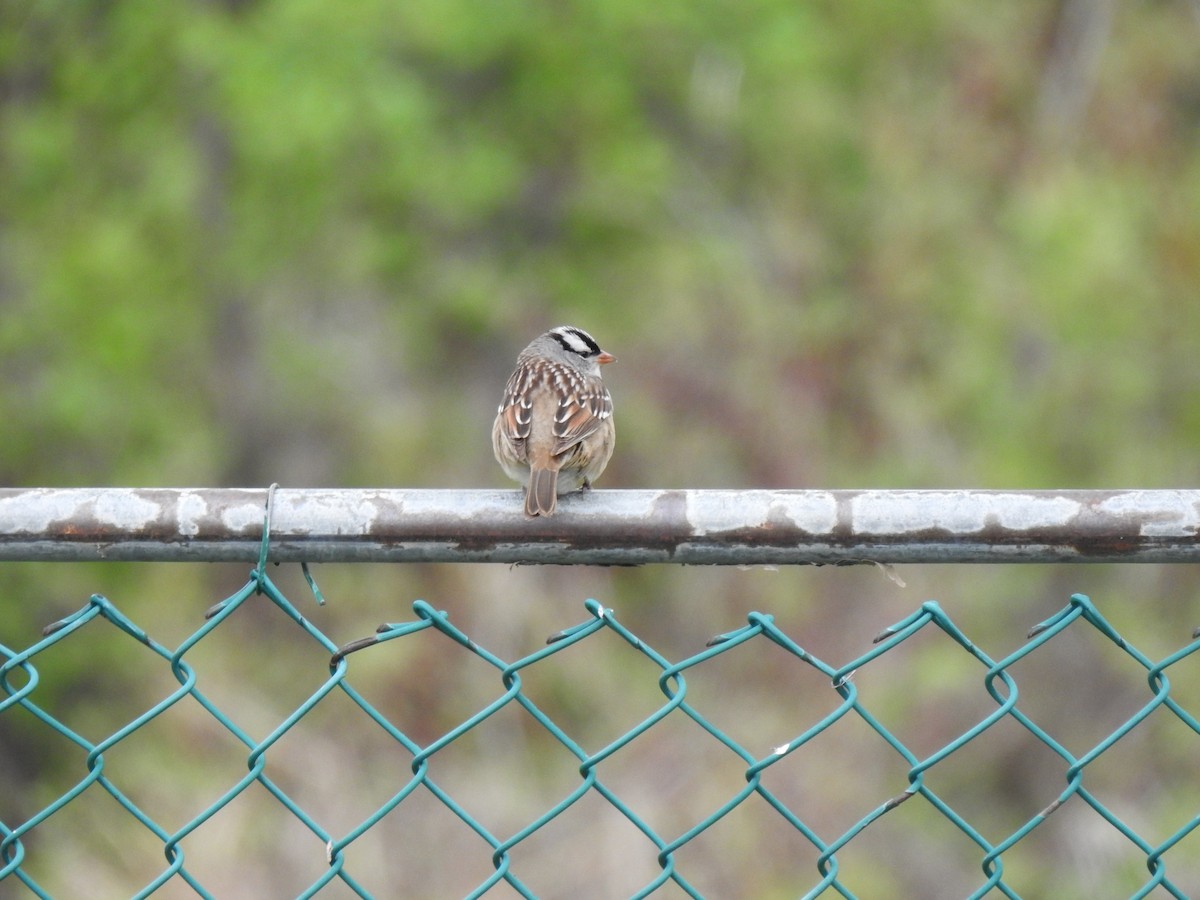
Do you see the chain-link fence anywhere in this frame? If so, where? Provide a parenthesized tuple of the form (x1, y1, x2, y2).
(2, 489, 1200, 897)
(3, 563, 1199, 898)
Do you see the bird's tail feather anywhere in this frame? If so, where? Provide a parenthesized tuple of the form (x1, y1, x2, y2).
(526, 467, 558, 517)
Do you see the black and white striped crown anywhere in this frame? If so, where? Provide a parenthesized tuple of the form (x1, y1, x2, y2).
(548, 325, 604, 359)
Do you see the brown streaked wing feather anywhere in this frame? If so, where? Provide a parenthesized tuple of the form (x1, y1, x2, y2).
(552, 385, 611, 455)
(500, 359, 612, 459)
(497, 368, 535, 453)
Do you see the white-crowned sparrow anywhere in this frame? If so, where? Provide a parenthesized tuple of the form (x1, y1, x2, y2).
(492, 325, 616, 517)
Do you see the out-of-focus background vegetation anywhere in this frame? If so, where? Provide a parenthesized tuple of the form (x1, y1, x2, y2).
(2, 0, 1200, 896)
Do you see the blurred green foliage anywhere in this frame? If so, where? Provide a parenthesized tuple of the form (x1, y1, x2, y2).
(2, 0, 1200, 895)
(3, 0, 1200, 489)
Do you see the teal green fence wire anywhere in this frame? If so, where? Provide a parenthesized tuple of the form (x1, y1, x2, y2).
(2, 567, 1199, 898)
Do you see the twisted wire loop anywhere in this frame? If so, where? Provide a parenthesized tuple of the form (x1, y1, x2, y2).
(3, 578, 1199, 897)
(257, 482, 279, 583)
(201, 483, 281, 622)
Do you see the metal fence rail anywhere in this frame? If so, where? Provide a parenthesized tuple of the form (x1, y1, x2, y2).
(2, 490, 1200, 897)
(1, 487, 1199, 564)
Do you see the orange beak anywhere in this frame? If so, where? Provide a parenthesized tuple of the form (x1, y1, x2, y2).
(597, 351, 616, 365)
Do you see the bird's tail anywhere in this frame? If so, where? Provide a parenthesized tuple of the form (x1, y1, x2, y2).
(526, 466, 559, 517)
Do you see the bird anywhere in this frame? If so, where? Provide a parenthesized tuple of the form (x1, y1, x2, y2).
(492, 325, 617, 517)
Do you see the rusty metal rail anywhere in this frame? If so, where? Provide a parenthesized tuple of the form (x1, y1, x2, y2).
(0, 488, 1196, 565)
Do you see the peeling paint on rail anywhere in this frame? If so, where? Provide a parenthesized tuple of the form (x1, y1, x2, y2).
(0, 488, 1197, 564)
